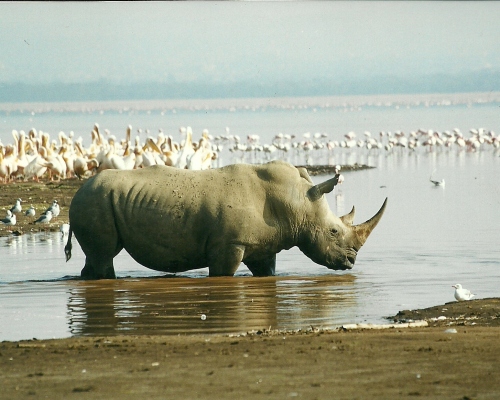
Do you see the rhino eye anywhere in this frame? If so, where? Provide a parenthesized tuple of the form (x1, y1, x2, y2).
(330, 228, 338, 235)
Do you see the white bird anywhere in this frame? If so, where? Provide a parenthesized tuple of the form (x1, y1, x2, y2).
(430, 177, 445, 187)
(43, 200, 60, 218)
(25, 205, 36, 218)
(1, 210, 16, 227)
(9, 198, 22, 214)
(430, 170, 445, 187)
(452, 284, 475, 301)
(34, 210, 53, 224)
(60, 223, 70, 235)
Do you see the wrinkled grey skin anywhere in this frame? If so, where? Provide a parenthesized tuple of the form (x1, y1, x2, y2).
(65, 161, 387, 279)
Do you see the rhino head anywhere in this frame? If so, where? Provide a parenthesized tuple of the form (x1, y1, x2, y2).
(298, 174, 387, 270)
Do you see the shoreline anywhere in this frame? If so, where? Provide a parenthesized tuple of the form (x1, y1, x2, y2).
(1, 321, 499, 399)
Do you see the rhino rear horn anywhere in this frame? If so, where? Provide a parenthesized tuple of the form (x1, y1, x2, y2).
(352, 198, 388, 248)
(307, 174, 341, 202)
(340, 206, 356, 226)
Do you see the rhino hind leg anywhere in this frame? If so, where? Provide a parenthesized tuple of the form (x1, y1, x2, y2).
(245, 254, 276, 277)
(81, 256, 117, 280)
(74, 229, 123, 280)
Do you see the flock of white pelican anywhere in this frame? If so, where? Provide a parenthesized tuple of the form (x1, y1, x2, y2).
(0, 123, 498, 184)
(0, 123, 218, 183)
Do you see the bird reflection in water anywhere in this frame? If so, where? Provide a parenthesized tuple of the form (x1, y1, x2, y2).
(66, 275, 356, 337)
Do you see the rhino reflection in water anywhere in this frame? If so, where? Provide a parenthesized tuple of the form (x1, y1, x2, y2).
(67, 276, 356, 336)
(65, 161, 387, 280)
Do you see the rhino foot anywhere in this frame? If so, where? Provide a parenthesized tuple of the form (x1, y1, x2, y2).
(246, 255, 276, 277)
(81, 260, 116, 280)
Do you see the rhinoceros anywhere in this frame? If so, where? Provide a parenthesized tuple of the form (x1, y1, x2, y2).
(65, 161, 387, 279)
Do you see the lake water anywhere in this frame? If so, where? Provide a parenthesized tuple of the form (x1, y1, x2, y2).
(0, 93, 499, 341)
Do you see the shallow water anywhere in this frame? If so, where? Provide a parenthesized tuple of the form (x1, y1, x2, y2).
(1, 149, 498, 341)
(1, 94, 499, 341)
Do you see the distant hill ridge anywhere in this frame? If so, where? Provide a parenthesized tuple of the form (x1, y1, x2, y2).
(1, 69, 500, 103)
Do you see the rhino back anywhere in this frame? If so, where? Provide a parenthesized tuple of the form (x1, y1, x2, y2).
(70, 164, 295, 272)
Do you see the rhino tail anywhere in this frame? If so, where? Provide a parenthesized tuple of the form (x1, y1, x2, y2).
(64, 226, 73, 262)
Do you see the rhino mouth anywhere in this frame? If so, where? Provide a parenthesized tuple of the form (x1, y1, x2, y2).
(329, 248, 357, 270)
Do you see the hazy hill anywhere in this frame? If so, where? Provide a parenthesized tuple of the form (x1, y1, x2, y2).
(1, 69, 499, 103)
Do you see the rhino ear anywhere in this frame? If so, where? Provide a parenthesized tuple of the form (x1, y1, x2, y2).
(340, 206, 356, 226)
(307, 174, 341, 202)
(297, 167, 313, 184)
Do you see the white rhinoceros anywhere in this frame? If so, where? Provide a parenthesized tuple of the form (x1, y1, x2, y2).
(65, 161, 387, 279)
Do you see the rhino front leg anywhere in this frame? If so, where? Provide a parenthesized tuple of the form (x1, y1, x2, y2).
(245, 254, 276, 277)
(208, 244, 245, 277)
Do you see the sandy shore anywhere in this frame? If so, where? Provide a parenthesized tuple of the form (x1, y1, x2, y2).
(0, 299, 499, 399)
(1, 324, 499, 399)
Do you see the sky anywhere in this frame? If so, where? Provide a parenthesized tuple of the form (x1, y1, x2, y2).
(1, 2, 500, 88)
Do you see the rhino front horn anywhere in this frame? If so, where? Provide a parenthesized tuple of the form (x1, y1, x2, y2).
(307, 174, 341, 201)
(353, 197, 388, 248)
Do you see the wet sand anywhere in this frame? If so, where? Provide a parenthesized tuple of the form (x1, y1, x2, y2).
(1, 303, 499, 399)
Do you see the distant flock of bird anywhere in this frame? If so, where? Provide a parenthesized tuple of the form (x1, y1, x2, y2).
(0, 123, 499, 183)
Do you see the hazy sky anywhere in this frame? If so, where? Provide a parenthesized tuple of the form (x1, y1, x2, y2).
(1, 2, 500, 85)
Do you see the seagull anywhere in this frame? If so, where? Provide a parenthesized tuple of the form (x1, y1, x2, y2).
(452, 284, 475, 301)
(60, 223, 70, 235)
(25, 205, 36, 218)
(430, 177, 445, 187)
(1, 210, 16, 230)
(34, 210, 53, 224)
(430, 169, 445, 187)
(43, 200, 60, 218)
(9, 198, 22, 214)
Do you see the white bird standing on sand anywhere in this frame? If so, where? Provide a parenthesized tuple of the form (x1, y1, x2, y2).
(452, 284, 475, 301)
(25, 205, 36, 218)
(34, 210, 53, 224)
(43, 200, 60, 218)
(9, 198, 22, 214)
(1, 210, 16, 227)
